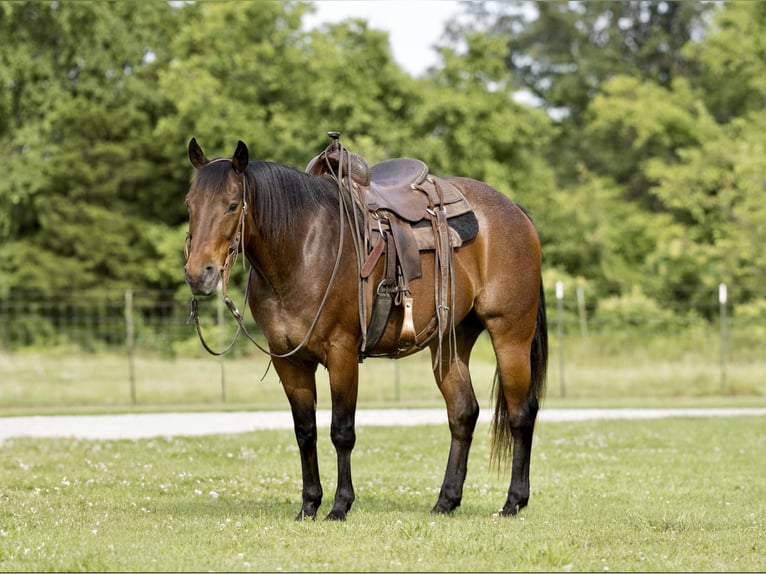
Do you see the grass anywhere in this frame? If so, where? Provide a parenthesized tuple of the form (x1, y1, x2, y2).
(1, 327, 765, 415)
(0, 416, 764, 571)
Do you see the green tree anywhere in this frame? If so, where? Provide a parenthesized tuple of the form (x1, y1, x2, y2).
(406, 29, 558, 224)
(0, 1, 182, 293)
(582, 75, 718, 205)
(684, 1, 766, 123)
(154, 2, 421, 166)
(646, 111, 766, 305)
(462, 0, 713, 121)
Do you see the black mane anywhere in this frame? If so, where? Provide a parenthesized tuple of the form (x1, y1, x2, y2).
(246, 161, 341, 245)
(192, 158, 352, 246)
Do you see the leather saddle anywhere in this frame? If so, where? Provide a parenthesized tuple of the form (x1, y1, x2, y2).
(306, 132, 478, 358)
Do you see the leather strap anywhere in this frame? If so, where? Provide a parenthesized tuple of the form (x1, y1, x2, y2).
(362, 227, 397, 354)
(361, 233, 385, 278)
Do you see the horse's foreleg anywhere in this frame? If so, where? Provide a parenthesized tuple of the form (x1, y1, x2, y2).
(431, 325, 482, 514)
(325, 349, 359, 521)
(274, 358, 323, 521)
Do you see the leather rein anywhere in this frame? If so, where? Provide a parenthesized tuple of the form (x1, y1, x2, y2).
(186, 156, 353, 358)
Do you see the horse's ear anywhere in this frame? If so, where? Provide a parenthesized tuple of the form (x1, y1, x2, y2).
(188, 137, 208, 168)
(232, 140, 249, 174)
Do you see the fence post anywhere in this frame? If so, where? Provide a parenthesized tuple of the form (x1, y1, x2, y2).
(577, 286, 588, 350)
(556, 280, 565, 398)
(719, 283, 727, 392)
(125, 289, 137, 405)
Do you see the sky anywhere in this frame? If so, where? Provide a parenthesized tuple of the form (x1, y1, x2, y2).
(302, 0, 464, 76)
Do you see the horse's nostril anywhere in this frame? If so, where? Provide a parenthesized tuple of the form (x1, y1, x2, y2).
(204, 264, 216, 274)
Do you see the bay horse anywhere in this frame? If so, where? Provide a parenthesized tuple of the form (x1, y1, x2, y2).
(184, 137, 548, 521)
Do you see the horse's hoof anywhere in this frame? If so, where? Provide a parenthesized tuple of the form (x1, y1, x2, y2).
(499, 505, 518, 517)
(323, 509, 347, 521)
(430, 501, 456, 515)
(295, 510, 317, 522)
(499, 497, 527, 516)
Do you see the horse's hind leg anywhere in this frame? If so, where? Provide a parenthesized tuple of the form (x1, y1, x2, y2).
(431, 319, 484, 514)
(489, 327, 540, 517)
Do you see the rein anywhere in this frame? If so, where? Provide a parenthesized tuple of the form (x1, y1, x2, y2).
(186, 156, 353, 359)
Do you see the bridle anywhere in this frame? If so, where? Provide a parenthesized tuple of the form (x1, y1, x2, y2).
(185, 155, 354, 359)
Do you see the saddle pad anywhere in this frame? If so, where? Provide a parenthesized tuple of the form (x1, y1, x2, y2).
(412, 211, 479, 250)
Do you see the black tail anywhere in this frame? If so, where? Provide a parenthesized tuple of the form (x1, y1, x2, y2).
(490, 279, 548, 465)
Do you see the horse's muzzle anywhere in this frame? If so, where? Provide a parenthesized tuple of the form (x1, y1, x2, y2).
(185, 263, 221, 296)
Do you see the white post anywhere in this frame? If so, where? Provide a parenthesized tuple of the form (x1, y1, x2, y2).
(719, 283, 727, 392)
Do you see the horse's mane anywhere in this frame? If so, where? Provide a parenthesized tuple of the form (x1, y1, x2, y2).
(244, 161, 341, 245)
(193, 159, 342, 247)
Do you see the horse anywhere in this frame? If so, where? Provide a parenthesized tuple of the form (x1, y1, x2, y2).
(183, 137, 548, 521)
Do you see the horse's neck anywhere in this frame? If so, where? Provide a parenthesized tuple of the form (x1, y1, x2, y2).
(245, 210, 340, 296)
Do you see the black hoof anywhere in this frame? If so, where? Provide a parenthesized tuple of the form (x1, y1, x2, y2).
(431, 500, 458, 515)
(323, 509, 347, 521)
(295, 509, 317, 521)
(500, 497, 528, 517)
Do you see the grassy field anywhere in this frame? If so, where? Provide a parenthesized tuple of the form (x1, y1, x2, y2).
(0, 416, 763, 571)
(1, 330, 765, 414)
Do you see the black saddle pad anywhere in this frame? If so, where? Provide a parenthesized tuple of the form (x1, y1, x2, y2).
(413, 211, 478, 244)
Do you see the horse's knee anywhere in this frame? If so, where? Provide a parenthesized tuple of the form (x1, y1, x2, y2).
(293, 421, 317, 451)
(330, 422, 356, 451)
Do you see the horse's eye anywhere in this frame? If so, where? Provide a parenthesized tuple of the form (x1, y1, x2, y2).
(226, 202, 238, 214)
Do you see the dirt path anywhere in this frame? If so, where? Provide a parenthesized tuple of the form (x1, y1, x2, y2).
(1, 407, 764, 442)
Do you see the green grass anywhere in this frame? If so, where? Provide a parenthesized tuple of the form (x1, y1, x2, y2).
(0, 416, 764, 571)
(1, 329, 765, 415)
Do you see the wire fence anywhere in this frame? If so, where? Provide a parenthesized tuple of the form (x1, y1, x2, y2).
(1, 285, 765, 408)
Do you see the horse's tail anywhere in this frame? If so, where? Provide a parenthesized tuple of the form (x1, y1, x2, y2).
(490, 278, 548, 466)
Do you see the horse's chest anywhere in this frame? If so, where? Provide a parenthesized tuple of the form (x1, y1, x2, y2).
(247, 288, 319, 350)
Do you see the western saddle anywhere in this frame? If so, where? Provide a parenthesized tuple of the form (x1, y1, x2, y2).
(306, 132, 477, 360)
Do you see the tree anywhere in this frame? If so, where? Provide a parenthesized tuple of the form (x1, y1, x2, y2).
(154, 2, 422, 166)
(646, 111, 766, 305)
(581, 75, 718, 206)
(684, 1, 766, 123)
(457, 0, 713, 121)
(0, 1, 182, 293)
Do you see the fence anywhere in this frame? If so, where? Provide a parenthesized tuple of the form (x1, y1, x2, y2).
(1, 285, 765, 409)
(551, 281, 738, 397)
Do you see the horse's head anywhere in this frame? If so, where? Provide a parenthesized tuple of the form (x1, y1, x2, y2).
(184, 138, 250, 296)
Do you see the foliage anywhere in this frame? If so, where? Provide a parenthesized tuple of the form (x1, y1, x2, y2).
(1, 0, 765, 326)
(444, 0, 766, 313)
(459, 0, 712, 119)
(684, 0, 766, 123)
(0, 0, 182, 295)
